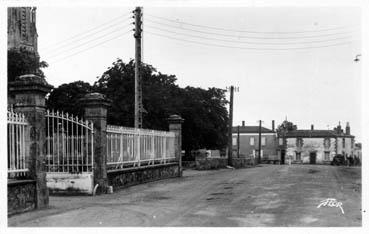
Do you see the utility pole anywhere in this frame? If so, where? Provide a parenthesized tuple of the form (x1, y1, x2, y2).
(237, 125, 240, 158)
(134, 7, 143, 128)
(258, 120, 262, 164)
(227, 86, 239, 166)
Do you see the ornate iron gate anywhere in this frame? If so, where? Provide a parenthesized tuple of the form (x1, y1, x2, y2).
(45, 110, 94, 194)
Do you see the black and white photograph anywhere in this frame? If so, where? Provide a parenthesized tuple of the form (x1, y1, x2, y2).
(1, 0, 368, 231)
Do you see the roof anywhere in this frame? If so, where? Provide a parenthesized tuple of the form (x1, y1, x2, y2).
(283, 129, 354, 138)
(232, 126, 275, 134)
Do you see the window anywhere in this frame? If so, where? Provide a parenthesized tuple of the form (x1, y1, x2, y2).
(250, 137, 255, 146)
(296, 138, 303, 147)
(261, 137, 266, 146)
(324, 138, 331, 148)
(232, 137, 237, 146)
(324, 151, 330, 161)
(296, 152, 301, 161)
(279, 138, 283, 145)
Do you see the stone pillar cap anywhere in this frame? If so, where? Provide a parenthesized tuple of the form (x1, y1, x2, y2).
(168, 114, 184, 123)
(9, 74, 53, 94)
(80, 92, 111, 107)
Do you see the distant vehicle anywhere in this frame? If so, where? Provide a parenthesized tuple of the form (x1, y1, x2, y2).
(331, 154, 345, 166)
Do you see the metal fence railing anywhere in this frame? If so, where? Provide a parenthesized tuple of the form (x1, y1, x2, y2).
(7, 109, 29, 178)
(45, 110, 94, 173)
(106, 125, 176, 170)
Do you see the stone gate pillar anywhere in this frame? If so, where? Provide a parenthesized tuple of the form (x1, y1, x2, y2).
(168, 114, 184, 177)
(9, 74, 53, 209)
(80, 93, 110, 194)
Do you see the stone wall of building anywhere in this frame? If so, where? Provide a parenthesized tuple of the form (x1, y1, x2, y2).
(107, 163, 180, 190)
(8, 180, 36, 215)
(336, 137, 355, 156)
(286, 138, 336, 164)
(233, 133, 277, 159)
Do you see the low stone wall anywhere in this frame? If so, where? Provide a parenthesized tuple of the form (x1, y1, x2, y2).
(8, 180, 36, 216)
(107, 163, 180, 190)
(182, 161, 196, 168)
(195, 158, 228, 170)
(47, 173, 94, 195)
(195, 157, 255, 170)
(232, 158, 255, 168)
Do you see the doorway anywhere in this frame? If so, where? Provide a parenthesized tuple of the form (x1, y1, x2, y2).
(281, 150, 285, 164)
(309, 152, 317, 164)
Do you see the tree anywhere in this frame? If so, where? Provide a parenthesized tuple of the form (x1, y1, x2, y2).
(277, 120, 297, 135)
(48, 58, 229, 155)
(180, 87, 228, 155)
(7, 48, 48, 82)
(46, 81, 93, 117)
(94, 59, 181, 129)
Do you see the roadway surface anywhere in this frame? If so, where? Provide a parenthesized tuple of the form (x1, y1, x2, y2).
(8, 164, 362, 227)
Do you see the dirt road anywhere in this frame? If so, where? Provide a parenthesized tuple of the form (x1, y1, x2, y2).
(8, 164, 362, 227)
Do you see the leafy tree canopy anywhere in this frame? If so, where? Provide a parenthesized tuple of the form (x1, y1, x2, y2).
(8, 48, 48, 82)
(277, 120, 297, 134)
(47, 59, 229, 153)
(46, 81, 94, 117)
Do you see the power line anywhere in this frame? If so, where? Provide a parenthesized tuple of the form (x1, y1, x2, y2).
(40, 12, 132, 49)
(48, 30, 133, 64)
(145, 18, 357, 40)
(44, 24, 133, 58)
(41, 16, 132, 53)
(146, 24, 354, 45)
(146, 13, 357, 34)
(145, 30, 354, 51)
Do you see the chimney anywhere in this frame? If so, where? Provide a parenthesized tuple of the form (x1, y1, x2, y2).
(336, 122, 342, 134)
(346, 122, 350, 135)
(272, 120, 275, 132)
(242, 121, 245, 127)
(311, 124, 314, 130)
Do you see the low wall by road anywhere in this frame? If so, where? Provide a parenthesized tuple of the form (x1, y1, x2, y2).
(195, 157, 255, 170)
(195, 158, 228, 170)
(232, 158, 255, 168)
(182, 161, 196, 168)
(107, 163, 180, 190)
(46, 173, 94, 195)
(8, 180, 36, 215)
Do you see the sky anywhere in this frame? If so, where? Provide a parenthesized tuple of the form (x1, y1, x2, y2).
(35, 6, 362, 141)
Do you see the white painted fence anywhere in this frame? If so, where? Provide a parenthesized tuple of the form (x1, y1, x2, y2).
(7, 109, 29, 178)
(106, 125, 176, 169)
(45, 110, 94, 173)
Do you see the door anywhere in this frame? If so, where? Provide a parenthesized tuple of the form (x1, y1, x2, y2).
(281, 150, 285, 164)
(309, 152, 317, 164)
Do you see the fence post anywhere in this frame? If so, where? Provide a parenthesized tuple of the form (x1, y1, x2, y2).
(80, 93, 110, 194)
(168, 114, 184, 177)
(8, 74, 53, 209)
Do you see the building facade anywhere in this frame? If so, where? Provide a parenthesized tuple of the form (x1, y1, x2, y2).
(232, 121, 278, 160)
(278, 121, 355, 164)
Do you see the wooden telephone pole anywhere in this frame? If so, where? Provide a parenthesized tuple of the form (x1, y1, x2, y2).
(227, 86, 239, 166)
(134, 7, 143, 128)
(258, 120, 263, 164)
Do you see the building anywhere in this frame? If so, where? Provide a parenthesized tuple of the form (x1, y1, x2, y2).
(277, 121, 355, 164)
(8, 7, 38, 53)
(353, 143, 362, 161)
(232, 121, 278, 160)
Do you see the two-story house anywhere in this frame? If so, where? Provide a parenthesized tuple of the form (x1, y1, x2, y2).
(232, 121, 278, 160)
(277, 121, 355, 164)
